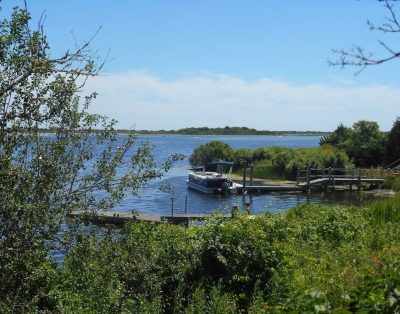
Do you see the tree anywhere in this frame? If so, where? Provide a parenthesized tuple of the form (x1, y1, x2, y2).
(319, 123, 352, 147)
(385, 117, 400, 166)
(320, 121, 387, 167)
(330, 0, 400, 73)
(343, 120, 387, 167)
(189, 141, 233, 166)
(0, 3, 181, 311)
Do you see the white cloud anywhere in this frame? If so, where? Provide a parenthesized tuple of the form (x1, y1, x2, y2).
(84, 71, 400, 131)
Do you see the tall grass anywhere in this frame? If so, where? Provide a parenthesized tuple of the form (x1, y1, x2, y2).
(365, 195, 400, 225)
(382, 175, 400, 191)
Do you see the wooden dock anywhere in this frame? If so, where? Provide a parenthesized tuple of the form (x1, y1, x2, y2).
(298, 177, 385, 187)
(236, 165, 387, 194)
(67, 210, 228, 226)
(236, 184, 304, 193)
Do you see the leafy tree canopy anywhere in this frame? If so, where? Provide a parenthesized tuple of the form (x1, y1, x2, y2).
(385, 116, 400, 167)
(0, 3, 181, 310)
(319, 123, 352, 147)
(320, 121, 386, 167)
(189, 140, 233, 166)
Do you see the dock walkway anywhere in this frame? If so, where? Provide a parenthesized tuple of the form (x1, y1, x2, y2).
(67, 210, 227, 226)
(298, 177, 385, 187)
(236, 165, 387, 194)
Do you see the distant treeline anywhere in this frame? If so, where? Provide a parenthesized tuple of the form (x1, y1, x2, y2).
(132, 126, 329, 136)
(38, 126, 329, 135)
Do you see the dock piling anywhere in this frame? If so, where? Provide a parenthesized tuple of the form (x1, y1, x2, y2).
(249, 163, 254, 186)
(306, 165, 311, 192)
(242, 161, 247, 192)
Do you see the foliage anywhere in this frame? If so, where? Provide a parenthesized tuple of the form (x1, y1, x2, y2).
(319, 123, 351, 147)
(189, 140, 233, 166)
(382, 175, 400, 191)
(364, 195, 400, 225)
(130, 126, 329, 136)
(0, 4, 181, 311)
(0, 194, 398, 312)
(53, 214, 289, 312)
(190, 141, 351, 180)
(344, 120, 387, 167)
(385, 116, 400, 166)
(319, 121, 387, 167)
(283, 258, 400, 313)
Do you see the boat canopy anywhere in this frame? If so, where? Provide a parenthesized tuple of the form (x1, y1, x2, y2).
(206, 162, 234, 167)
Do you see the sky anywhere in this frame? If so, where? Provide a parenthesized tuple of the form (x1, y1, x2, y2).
(4, 0, 400, 131)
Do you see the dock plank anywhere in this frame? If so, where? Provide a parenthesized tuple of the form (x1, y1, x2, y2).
(67, 211, 227, 226)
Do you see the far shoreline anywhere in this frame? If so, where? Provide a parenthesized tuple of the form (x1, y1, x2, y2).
(132, 132, 326, 136)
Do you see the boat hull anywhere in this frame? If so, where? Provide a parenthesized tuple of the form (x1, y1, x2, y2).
(187, 180, 219, 193)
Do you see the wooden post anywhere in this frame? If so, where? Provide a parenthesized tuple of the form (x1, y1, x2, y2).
(296, 169, 300, 185)
(306, 165, 311, 192)
(184, 194, 188, 214)
(249, 163, 254, 187)
(332, 178, 335, 191)
(328, 167, 332, 191)
(242, 161, 247, 192)
(357, 168, 362, 191)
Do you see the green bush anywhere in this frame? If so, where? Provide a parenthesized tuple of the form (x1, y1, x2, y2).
(254, 146, 351, 180)
(10, 198, 400, 313)
(189, 141, 233, 166)
(190, 142, 352, 180)
(382, 175, 400, 191)
(320, 121, 387, 167)
(365, 195, 400, 225)
(283, 258, 400, 313)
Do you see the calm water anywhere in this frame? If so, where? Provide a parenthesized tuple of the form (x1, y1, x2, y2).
(106, 135, 378, 216)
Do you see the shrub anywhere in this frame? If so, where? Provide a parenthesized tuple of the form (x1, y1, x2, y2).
(283, 258, 400, 313)
(189, 141, 233, 166)
(48, 199, 400, 313)
(190, 142, 352, 180)
(382, 175, 400, 191)
(320, 121, 387, 167)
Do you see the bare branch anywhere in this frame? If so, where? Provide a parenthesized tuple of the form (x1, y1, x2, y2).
(331, 0, 400, 74)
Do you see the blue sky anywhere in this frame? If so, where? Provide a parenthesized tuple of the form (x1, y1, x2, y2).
(4, 1, 400, 130)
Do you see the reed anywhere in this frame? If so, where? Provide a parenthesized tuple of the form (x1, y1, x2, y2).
(365, 195, 400, 225)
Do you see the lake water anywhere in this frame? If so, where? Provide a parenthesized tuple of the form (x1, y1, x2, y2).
(109, 135, 377, 216)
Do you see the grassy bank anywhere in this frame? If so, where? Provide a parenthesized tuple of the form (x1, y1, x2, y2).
(7, 196, 400, 313)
